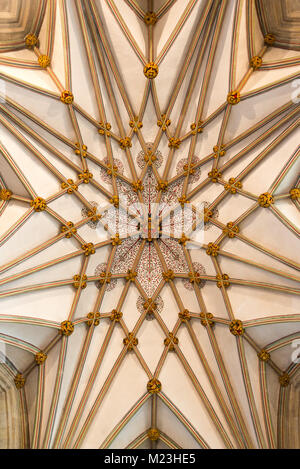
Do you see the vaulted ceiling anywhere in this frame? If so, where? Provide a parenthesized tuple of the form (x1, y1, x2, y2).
(0, 0, 46, 52)
(0, 0, 299, 449)
(256, 0, 300, 50)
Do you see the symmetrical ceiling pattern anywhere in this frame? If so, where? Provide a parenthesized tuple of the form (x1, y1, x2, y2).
(0, 0, 299, 449)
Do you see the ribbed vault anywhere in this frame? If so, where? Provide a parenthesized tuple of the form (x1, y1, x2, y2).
(0, 0, 299, 449)
(256, 0, 300, 51)
(0, 355, 29, 448)
(0, 0, 47, 52)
